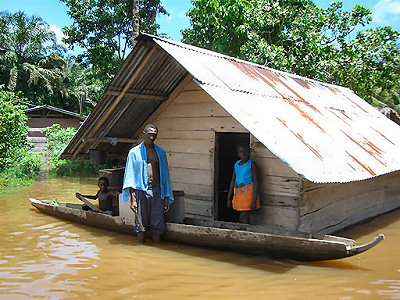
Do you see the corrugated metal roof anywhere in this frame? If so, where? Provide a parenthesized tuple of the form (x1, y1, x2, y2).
(25, 105, 83, 119)
(152, 36, 400, 183)
(61, 37, 189, 159)
(62, 33, 400, 183)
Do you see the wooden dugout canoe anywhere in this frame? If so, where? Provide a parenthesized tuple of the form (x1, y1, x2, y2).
(29, 198, 384, 261)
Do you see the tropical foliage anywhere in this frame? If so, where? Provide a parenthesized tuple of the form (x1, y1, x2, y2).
(0, 11, 106, 114)
(61, 58, 104, 115)
(182, 0, 400, 105)
(61, 0, 168, 81)
(0, 11, 67, 104)
(0, 86, 30, 169)
(42, 124, 120, 176)
(0, 86, 41, 188)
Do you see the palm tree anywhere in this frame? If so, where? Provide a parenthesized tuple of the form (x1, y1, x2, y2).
(61, 58, 104, 115)
(0, 11, 66, 101)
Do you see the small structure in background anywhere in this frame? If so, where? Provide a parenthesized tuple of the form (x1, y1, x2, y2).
(25, 105, 84, 152)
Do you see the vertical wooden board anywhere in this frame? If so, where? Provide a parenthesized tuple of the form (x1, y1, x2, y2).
(169, 167, 213, 186)
(251, 205, 299, 231)
(161, 103, 231, 118)
(171, 182, 213, 197)
(166, 152, 213, 170)
(184, 198, 213, 217)
(156, 138, 214, 155)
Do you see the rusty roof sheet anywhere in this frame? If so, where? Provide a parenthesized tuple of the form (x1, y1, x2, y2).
(152, 36, 400, 183)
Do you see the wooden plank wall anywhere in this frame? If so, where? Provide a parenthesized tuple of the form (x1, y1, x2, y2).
(299, 171, 400, 236)
(154, 80, 237, 220)
(249, 141, 301, 231)
(152, 79, 301, 230)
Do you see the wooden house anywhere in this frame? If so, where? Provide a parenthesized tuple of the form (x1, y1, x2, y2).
(25, 105, 83, 152)
(61, 34, 400, 237)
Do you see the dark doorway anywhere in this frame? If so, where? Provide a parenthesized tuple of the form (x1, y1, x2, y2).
(215, 132, 250, 222)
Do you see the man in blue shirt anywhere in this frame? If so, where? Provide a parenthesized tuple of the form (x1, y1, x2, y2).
(122, 124, 174, 243)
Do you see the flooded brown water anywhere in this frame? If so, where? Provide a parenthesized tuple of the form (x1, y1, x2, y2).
(0, 177, 399, 299)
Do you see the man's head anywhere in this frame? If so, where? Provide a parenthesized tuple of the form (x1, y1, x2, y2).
(98, 177, 109, 191)
(143, 124, 158, 145)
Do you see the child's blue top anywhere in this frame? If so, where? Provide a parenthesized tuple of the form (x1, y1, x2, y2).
(122, 142, 174, 205)
(234, 159, 253, 186)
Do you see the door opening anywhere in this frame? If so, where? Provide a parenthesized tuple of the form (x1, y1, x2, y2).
(215, 132, 250, 222)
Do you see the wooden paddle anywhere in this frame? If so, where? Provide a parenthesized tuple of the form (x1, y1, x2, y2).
(75, 193, 102, 213)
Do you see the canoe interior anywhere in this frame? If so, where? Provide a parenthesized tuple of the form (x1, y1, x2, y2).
(29, 199, 383, 261)
(38, 200, 354, 244)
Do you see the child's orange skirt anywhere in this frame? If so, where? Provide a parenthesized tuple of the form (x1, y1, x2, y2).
(233, 183, 260, 211)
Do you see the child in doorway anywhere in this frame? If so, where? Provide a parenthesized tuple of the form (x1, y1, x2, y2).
(227, 143, 260, 224)
(76, 177, 115, 215)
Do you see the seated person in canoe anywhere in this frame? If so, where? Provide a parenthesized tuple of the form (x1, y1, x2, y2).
(76, 177, 115, 215)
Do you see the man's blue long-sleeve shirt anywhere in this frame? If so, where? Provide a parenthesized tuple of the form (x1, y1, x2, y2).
(122, 142, 174, 205)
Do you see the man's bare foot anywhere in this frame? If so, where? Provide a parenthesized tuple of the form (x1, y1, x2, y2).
(137, 232, 145, 243)
(152, 233, 161, 243)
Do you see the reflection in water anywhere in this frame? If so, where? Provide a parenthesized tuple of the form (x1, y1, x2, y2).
(0, 177, 399, 299)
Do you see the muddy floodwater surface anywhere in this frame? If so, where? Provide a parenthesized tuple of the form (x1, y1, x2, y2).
(0, 177, 399, 299)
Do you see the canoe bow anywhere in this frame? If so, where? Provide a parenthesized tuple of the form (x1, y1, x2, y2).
(346, 234, 385, 257)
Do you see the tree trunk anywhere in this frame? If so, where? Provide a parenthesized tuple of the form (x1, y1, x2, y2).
(132, 0, 139, 44)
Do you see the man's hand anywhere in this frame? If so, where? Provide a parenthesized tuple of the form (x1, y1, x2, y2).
(164, 198, 170, 212)
(130, 192, 138, 212)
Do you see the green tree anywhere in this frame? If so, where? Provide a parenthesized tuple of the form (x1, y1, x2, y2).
(0, 85, 29, 169)
(42, 123, 122, 176)
(61, 57, 104, 115)
(0, 11, 67, 104)
(61, 0, 168, 81)
(182, 0, 400, 104)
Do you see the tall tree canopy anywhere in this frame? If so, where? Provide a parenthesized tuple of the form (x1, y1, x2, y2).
(182, 0, 400, 106)
(61, 57, 104, 115)
(0, 11, 67, 103)
(0, 11, 106, 113)
(61, 0, 168, 81)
